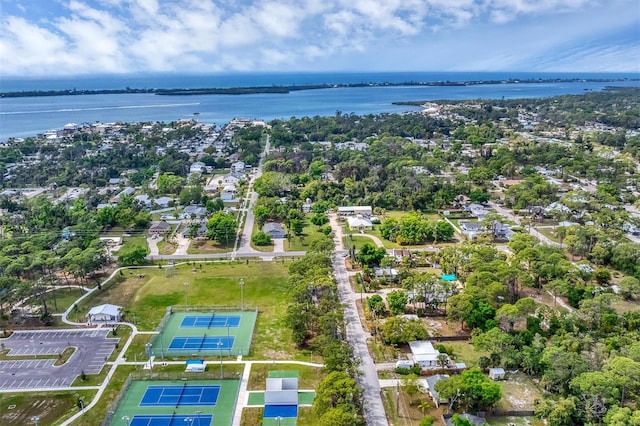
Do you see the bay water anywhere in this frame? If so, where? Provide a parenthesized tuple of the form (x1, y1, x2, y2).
(1, 72, 638, 140)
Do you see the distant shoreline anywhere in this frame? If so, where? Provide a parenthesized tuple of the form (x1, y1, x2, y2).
(2, 77, 638, 98)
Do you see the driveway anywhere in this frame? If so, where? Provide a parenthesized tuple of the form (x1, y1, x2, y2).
(147, 236, 161, 256)
(273, 238, 284, 252)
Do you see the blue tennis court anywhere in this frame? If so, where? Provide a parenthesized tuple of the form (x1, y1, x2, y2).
(263, 405, 298, 418)
(140, 385, 220, 406)
(168, 336, 235, 351)
(130, 414, 213, 426)
(180, 315, 241, 328)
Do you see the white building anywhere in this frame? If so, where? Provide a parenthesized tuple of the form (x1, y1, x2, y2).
(347, 216, 373, 230)
(409, 340, 442, 369)
(220, 185, 237, 201)
(337, 206, 372, 217)
(87, 304, 122, 324)
(190, 162, 207, 174)
(231, 161, 245, 173)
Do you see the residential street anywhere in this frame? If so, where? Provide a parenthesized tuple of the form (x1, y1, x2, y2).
(488, 201, 562, 247)
(234, 135, 270, 257)
(330, 214, 388, 425)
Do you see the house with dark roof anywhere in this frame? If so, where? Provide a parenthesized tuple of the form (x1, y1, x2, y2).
(149, 221, 171, 235)
(263, 222, 285, 239)
(425, 374, 450, 407)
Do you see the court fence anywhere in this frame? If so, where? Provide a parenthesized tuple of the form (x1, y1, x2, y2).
(170, 305, 257, 313)
(147, 306, 258, 358)
(101, 369, 243, 425)
(130, 369, 242, 381)
(101, 375, 133, 426)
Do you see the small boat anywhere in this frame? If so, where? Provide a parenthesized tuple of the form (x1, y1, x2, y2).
(193, 112, 200, 115)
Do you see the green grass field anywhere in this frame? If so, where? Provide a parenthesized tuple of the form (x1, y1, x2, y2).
(40, 287, 86, 314)
(116, 234, 149, 255)
(112, 379, 239, 426)
(187, 240, 234, 254)
(284, 219, 327, 252)
(65, 262, 298, 359)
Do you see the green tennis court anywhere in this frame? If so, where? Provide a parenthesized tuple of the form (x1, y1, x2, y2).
(149, 310, 257, 357)
(113, 380, 239, 426)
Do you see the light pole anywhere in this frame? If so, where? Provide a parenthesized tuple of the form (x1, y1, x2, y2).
(183, 282, 190, 311)
(276, 416, 283, 426)
(184, 417, 193, 426)
(195, 411, 202, 426)
(107, 410, 115, 426)
(218, 341, 223, 378)
(31, 416, 40, 426)
(159, 332, 165, 362)
(122, 415, 131, 426)
(145, 343, 153, 378)
(239, 278, 245, 311)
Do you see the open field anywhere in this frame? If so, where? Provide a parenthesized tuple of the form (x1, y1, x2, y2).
(284, 219, 326, 251)
(535, 227, 560, 243)
(0, 390, 97, 426)
(247, 364, 323, 391)
(156, 239, 177, 255)
(438, 341, 486, 368)
(115, 234, 149, 255)
(41, 288, 86, 314)
(495, 373, 543, 411)
(64, 262, 299, 359)
(611, 298, 640, 313)
(187, 239, 234, 254)
(487, 417, 544, 426)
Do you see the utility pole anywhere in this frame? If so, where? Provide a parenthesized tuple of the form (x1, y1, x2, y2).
(183, 282, 189, 311)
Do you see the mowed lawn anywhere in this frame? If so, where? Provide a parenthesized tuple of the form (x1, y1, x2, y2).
(72, 262, 297, 359)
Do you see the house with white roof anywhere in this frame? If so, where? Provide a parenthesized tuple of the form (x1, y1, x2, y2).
(135, 194, 152, 207)
(223, 172, 244, 185)
(347, 216, 373, 230)
(180, 205, 208, 219)
(154, 196, 174, 208)
(231, 161, 245, 173)
(464, 203, 488, 219)
(409, 340, 442, 369)
(190, 161, 207, 174)
(337, 206, 372, 218)
(220, 185, 237, 202)
(87, 304, 122, 324)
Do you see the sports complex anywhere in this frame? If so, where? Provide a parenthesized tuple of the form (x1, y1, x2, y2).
(107, 308, 265, 425)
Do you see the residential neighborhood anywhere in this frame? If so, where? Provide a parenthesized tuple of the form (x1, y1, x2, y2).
(1, 88, 639, 426)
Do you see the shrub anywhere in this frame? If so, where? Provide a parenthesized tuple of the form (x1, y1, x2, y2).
(252, 231, 273, 246)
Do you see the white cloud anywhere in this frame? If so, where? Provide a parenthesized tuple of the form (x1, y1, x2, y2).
(0, 0, 637, 76)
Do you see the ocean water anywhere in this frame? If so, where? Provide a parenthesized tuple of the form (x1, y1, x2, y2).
(1, 72, 638, 140)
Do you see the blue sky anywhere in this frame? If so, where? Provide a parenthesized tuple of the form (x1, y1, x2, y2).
(1, 0, 638, 76)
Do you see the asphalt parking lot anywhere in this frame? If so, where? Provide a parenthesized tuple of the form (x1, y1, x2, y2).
(0, 329, 118, 390)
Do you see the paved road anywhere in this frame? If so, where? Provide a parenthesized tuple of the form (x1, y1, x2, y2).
(488, 201, 562, 247)
(234, 135, 270, 257)
(148, 251, 306, 261)
(330, 214, 388, 426)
